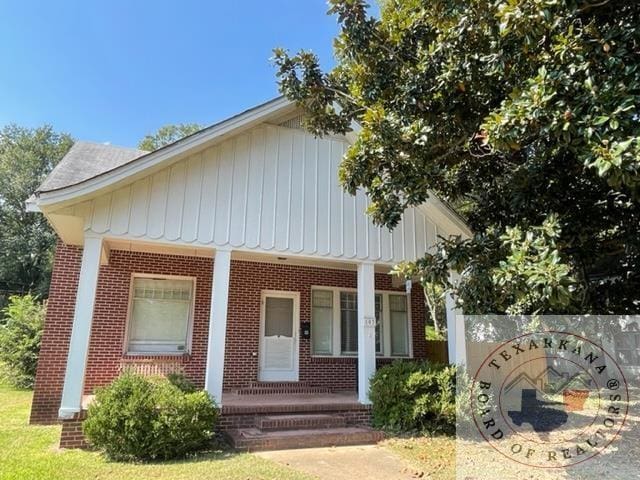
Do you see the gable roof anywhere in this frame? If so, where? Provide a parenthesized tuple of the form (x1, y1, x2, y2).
(29, 95, 471, 239)
(32, 96, 296, 207)
(39, 142, 147, 192)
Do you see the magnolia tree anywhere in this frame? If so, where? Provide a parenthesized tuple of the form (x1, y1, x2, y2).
(274, 0, 640, 315)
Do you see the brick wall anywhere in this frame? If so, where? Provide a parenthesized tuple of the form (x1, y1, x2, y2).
(29, 242, 82, 425)
(30, 243, 427, 424)
(30, 244, 213, 424)
(84, 250, 213, 394)
(224, 260, 427, 390)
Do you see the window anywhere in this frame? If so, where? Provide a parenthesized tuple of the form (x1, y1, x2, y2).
(265, 297, 294, 337)
(311, 287, 410, 357)
(126, 276, 194, 354)
(389, 294, 409, 356)
(375, 294, 382, 354)
(614, 330, 640, 366)
(312, 290, 333, 354)
(340, 292, 358, 354)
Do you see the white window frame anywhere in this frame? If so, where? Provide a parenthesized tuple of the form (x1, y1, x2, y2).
(123, 273, 196, 355)
(311, 289, 335, 355)
(310, 286, 413, 359)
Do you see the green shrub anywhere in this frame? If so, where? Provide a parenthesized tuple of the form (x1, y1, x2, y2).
(166, 372, 196, 393)
(369, 360, 456, 434)
(0, 295, 45, 388)
(83, 372, 218, 461)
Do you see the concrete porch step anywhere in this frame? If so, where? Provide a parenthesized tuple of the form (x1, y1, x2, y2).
(257, 414, 347, 431)
(228, 426, 384, 452)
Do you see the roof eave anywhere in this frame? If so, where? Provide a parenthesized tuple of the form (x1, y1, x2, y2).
(34, 96, 296, 209)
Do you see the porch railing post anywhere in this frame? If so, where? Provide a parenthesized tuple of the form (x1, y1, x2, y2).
(58, 234, 103, 419)
(204, 247, 232, 405)
(357, 262, 376, 404)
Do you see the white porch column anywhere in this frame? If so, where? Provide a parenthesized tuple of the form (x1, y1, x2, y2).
(445, 271, 467, 366)
(58, 235, 103, 419)
(357, 262, 376, 404)
(204, 247, 232, 405)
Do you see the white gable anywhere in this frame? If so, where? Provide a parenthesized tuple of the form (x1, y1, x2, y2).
(47, 122, 467, 265)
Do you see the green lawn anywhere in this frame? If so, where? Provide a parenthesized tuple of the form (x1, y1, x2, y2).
(0, 383, 313, 480)
(0, 381, 457, 480)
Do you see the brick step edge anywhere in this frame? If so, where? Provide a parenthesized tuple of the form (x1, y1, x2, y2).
(257, 414, 347, 431)
(228, 427, 384, 452)
(248, 381, 311, 388)
(234, 387, 333, 395)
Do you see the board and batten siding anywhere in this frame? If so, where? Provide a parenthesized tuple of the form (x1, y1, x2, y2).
(59, 124, 444, 264)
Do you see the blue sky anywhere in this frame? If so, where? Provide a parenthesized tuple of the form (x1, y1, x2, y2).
(0, 1, 340, 147)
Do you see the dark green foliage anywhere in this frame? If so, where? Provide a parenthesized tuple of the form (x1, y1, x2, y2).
(369, 360, 455, 434)
(83, 372, 218, 461)
(0, 295, 45, 388)
(0, 125, 73, 309)
(274, 0, 640, 315)
(166, 372, 197, 393)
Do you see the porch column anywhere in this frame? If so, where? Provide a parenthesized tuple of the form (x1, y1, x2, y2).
(204, 247, 232, 405)
(58, 235, 103, 419)
(357, 262, 376, 404)
(445, 270, 467, 366)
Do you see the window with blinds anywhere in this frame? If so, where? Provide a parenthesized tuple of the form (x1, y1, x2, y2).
(340, 292, 358, 354)
(390, 294, 409, 356)
(126, 276, 194, 354)
(312, 290, 333, 354)
(375, 294, 382, 354)
(311, 287, 410, 358)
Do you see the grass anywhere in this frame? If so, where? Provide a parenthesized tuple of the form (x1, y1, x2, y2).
(382, 435, 455, 480)
(0, 382, 313, 480)
(0, 379, 461, 480)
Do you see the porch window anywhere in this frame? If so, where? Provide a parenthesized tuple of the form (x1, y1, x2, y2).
(375, 294, 383, 354)
(340, 292, 358, 354)
(389, 294, 409, 356)
(311, 287, 410, 358)
(311, 290, 333, 355)
(126, 276, 194, 354)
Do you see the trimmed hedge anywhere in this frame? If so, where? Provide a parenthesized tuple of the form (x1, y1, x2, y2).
(369, 360, 455, 434)
(83, 372, 218, 461)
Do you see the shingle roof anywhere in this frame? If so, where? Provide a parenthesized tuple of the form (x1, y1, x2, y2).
(37, 141, 148, 193)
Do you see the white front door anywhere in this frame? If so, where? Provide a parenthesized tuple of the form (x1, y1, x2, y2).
(259, 291, 299, 382)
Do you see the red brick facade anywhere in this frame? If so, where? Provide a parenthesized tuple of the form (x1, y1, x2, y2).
(29, 243, 82, 425)
(30, 242, 428, 425)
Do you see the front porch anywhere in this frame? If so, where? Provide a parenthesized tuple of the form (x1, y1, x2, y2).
(51, 236, 432, 418)
(34, 233, 464, 450)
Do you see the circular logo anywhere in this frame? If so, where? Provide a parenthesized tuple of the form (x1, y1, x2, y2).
(471, 331, 629, 468)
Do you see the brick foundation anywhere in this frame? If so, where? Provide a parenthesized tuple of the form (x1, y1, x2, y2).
(59, 411, 88, 449)
(30, 241, 428, 427)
